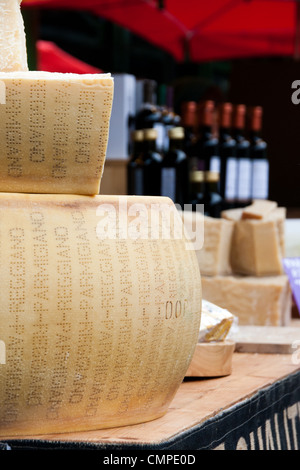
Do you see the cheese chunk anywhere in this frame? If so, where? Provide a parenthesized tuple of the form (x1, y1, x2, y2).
(199, 300, 235, 342)
(0, 0, 28, 72)
(0, 194, 201, 436)
(241, 200, 278, 220)
(180, 211, 234, 276)
(0, 71, 113, 195)
(202, 275, 291, 326)
(222, 206, 285, 276)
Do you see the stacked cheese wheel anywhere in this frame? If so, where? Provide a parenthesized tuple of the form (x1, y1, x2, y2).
(0, 2, 202, 437)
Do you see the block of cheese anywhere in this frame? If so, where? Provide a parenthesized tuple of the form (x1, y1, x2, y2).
(0, 193, 201, 437)
(0, 71, 114, 195)
(199, 300, 235, 342)
(180, 211, 234, 276)
(222, 206, 286, 276)
(0, 1, 28, 72)
(241, 199, 278, 220)
(202, 275, 292, 326)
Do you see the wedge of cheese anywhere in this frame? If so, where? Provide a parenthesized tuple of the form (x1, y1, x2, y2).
(222, 206, 285, 276)
(199, 300, 235, 342)
(0, 0, 28, 72)
(0, 194, 202, 437)
(179, 211, 234, 276)
(202, 275, 291, 326)
(0, 71, 114, 195)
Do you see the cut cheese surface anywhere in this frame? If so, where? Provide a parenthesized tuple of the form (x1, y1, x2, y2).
(199, 300, 234, 342)
(222, 206, 285, 276)
(0, 71, 114, 195)
(179, 211, 233, 276)
(202, 275, 291, 327)
(0, 0, 28, 72)
(0, 194, 201, 436)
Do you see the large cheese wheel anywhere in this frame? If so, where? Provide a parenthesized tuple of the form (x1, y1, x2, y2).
(0, 194, 202, 437)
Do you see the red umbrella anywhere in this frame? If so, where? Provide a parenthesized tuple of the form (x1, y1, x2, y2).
(37, 39, 103, 73)
(22, 0, 300, 62)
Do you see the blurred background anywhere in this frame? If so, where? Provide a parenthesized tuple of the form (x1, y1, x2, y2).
(21, 0, 300, 213)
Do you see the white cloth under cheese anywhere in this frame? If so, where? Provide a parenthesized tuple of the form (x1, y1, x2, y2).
(199, 300, 235, 342)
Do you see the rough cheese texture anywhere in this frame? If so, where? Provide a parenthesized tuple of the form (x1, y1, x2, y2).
(202, 275, 291, 326)
(0, 71, 113, 195)
(199, 300, 234, 342)
(0, 194, 202, 437)
(0, 0, 28, 72)
(222, 206, 285, 276)
(180, 211, 234, 276)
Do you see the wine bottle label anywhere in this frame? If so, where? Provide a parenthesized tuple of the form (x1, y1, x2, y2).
(154, 122, 165, 152)
(210, 155, 221, 173)
(161, 167, 176, 201)
(237, 158, 252, 200)
(225, 157, 238, 200)
(252, 159, 269, 199)
(134, 168, 144, 195)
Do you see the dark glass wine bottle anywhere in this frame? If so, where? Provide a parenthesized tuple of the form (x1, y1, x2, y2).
(143, 128, 162, 196)
(181, 101, 197, 160)
(160, 126, 189, 208)
(249, 106, 269, 200)
(127, 130, 145, 195)
(196, 100, 219, 173)
(233, 104, 251, 207)
(218, 102, 237, 208)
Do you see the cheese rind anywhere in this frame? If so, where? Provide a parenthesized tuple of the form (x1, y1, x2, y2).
(0, 194, 201, 436)
(0, 0, 28, 72)
(202, 275, 291, 326)
(0, 71, 114, 195)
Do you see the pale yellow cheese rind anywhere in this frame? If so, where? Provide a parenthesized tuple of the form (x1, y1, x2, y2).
(0, 71, 114, 195)
(202, 275, 291, 326)
(0, 0, 28, 72)
(0, 194, 201, 436)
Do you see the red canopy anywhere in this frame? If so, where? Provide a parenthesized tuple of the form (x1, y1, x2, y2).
(37, 40, 103, 73)
(22, 0, 299, 62)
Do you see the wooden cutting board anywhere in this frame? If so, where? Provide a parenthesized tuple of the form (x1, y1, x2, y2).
(232, 325, 300, 354)
(185, 340, 235, 377)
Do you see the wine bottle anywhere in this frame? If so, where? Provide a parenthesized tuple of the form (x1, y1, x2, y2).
(233, 104, 251, 207)
(188, 170, 222, 217)
(203, 171, 223, 217)
(180, 101, 197, 160)
(196, 100, 219, 173)
(249, 106, 269, 200)
(218, 102, 237, 207)
(160, 126, 189, 208)
(143, 128, 162, 196)
(135, 79, 164, 152)
(127, 130, 144, 195)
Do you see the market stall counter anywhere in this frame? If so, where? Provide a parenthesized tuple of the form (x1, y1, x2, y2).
(3, 349, 300, 451)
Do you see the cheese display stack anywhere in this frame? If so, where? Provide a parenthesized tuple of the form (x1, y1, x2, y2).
(198, 200, 292, 326)
(0, 2, 202, 437)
